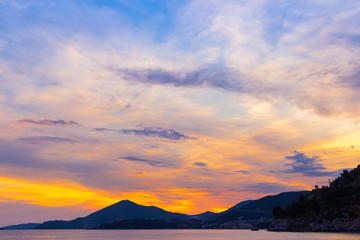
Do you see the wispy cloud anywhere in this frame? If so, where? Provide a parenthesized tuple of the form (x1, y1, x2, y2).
(18, 136, 76, 144)
(120, 156, 175, 168)
(18, 119, 79, 126)
(282, 151, 339, 177)
(95, 125, 197, 140)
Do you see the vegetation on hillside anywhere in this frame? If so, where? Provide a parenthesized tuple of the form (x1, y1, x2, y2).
(273, 165, 360, 221)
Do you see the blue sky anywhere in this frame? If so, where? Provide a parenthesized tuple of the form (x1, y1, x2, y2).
(0, 0, 360, 226)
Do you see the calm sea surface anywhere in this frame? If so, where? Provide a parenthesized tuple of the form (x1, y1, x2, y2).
(0, 230, 360, 240)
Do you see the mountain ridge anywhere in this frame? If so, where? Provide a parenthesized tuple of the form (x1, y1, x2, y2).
(36, 200, 189, 229)
(1, 190, 309, 229)
(207, 191, 309, 224)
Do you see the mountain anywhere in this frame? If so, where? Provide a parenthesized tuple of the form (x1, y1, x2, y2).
(2, 223, 39, 230)
(222, 200, 253, 213)
(191, 200, 253, 222)
(36, 200, 189, 229)
(208, 191, 309, 224)
(241, 191, 310, 213)
(191, 211, 217, 222)
(270, 165, 360, 232)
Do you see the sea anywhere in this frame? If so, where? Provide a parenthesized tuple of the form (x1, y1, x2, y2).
(0, 230, 360, 240)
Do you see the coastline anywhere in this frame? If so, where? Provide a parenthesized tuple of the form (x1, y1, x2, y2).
(269, 218, 360, 232)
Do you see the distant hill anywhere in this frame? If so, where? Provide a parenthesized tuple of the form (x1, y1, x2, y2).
(191, 199, 253, 222)
(270, 165, 360, 232)
(222, 200, 253, 213)
(2, 223, 39, 230)
(208, 191, 309, 224)
(191, 211, 217, 222)
(36, 200, 189, 229)
(241, 191, 310, 212)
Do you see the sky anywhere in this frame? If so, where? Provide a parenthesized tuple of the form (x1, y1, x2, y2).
(0, 0, 360, 226)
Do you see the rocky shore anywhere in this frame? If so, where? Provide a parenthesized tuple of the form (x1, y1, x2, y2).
(269, 217, 360, 232)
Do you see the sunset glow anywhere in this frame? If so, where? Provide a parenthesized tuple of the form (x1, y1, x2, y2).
(0, 0, 360, 226)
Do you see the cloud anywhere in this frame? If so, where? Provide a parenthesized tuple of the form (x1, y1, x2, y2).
(120, 156, 175, 168)
(17, 119, 79, 126)
(115, 67, 246, 91)
(193, 161, 208, 167)
(282, 151, 339, 177)
(18, 136, 76, 144)
(95, 125, 196, 140)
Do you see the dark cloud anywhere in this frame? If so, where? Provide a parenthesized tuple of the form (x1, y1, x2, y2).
(121, 156, 175, 168)
(95, 125, 196, 140)
(115, 67, 246, 91)
(282, 150, 339, 177)
(18, 136, 76, 144)
(18, 119, 79, 126)
(234, 170, 250, 174)
(94, 127, 114, 132)
(120, 127, 196, 140)
(193, 161, 208, 167)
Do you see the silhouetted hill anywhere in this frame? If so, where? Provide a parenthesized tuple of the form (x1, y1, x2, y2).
(270, 165, 360, 232)
(2, 223, 39, 230)
(191, 200, 253, 222)
(222, 200, 253, 213)
(36, 200, 189, 229)
(208, 191, 309, 224)
(191, 200, 254, 222)
(242, 191, 310, 212)
(191, 211, 217, 222)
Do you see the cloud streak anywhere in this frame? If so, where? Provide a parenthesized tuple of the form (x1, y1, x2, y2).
(18, 136, 76, 144)
(18, 119, 79, 126)
(95, 125, 196, 140)
(121, 156, 175, 168)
